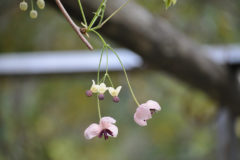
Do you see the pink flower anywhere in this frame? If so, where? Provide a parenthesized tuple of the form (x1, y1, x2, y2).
(84, 117, 118, 140)
(134, 100, 161, 126)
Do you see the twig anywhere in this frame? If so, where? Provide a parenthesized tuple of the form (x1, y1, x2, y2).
(55, 0, 93, 50)
(101, 0, 130, 27)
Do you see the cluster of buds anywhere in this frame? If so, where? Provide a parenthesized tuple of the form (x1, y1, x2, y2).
(86, 80, 122, 103)
(19, 0, 45, 19)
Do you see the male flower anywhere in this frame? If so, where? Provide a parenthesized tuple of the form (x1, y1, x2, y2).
(108, 86, 122, 103)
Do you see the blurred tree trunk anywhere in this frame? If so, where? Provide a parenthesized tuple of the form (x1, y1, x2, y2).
(47, 0, 240, 114)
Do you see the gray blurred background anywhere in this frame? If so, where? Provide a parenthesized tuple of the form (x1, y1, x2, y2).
(0, 0, 240, 160)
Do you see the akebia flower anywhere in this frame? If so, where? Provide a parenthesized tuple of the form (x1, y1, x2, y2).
(86, 81, 108, 100)
(84, 117, 118, 140)
(98, 83, 108, 100)
(86, 80, 99, 97)
(90, 80, 100, 93)
(134, 100, 161, 126)
(108, 86, 122, 103)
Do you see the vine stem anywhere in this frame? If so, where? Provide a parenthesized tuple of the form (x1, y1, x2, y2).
(31, 0, 34, 10)
(96, 47, 105, 120)
(108, 47, 140, 106)
(92, 0, 131, 30)
(88, 0, 107, 30)
(91, 30, 140, 106)
(55, 0, 93, 50)
(106, 74, 114, 87)
(97, 47, 105, 84)
(97, 97, 101, 120)
(77, 0, 87, 26)
(100, 0, 130, 27)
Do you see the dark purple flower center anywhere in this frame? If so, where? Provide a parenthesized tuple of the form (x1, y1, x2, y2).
(150, 109, 156, 115)
(98, 129, 113, 140)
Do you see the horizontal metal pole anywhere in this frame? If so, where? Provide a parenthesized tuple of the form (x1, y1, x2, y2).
(0, 49, 143, 75)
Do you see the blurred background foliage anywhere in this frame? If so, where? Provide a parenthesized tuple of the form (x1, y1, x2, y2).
(0, 0, 239, 159)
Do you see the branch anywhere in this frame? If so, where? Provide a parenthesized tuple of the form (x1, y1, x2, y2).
(55, 0, 93, 50)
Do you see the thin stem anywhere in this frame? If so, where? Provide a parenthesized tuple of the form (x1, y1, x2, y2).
(78, 0, 87, 26)
(97, 97, 101, 119)
(97, 1, 107, 26)
(31, 0, 34, 10)
(92, 30, 140, 106)
(108, 47, 140, 106)
(100, 74, 106, 83)
(106, 74, 114, 87)
(88, 0, 106, 29)
(97, 47, 105, 84)
(102, 74, 107, 83)
(106, 47, 109, 74)
(91, 30, 107, 45)
(93, 0, 130, 30)
(55, 0, 93, 50)
(96, 47, 105, 120)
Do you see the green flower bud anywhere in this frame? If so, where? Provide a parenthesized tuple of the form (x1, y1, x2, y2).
(30, 10, 38, 19)
(37, 0, 45, 10)
(163, 0, 177, 9)
(19, 1, 28, 11)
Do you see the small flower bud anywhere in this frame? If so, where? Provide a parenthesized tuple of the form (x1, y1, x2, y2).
(37, 0, 45, 10)
(98, 94, 104, 100)
(86, 90, 93, 97)
(30, 10, 38, 19)
(19, 1, 28, 11)
(113, 96, 120, 103)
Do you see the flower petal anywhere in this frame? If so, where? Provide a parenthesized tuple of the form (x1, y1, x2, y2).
(99, 83, 108, 94)
(107, 124, 118, 137)
(90, 80, 99, 93)
(135, 105, 152, 119)
(100, 116, 116, 124)
(116, 86, 122, 95)
(108, 87, 115, 96)
(93, 80, 96, 84)
(134, 112, 147, 126)
(146, 100, 161, 111)
(100, 116, 116, 129)
(134, 105, 152, 126)
(84, 123, 101, 140)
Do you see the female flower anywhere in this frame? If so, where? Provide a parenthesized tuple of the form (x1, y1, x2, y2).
(134, 100, 161, 126)
(84, 117, 118, 140)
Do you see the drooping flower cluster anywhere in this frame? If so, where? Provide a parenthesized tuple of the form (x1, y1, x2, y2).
(18, 0, 163, 141)
(81, 0, 162, 139)
(86, 80, 122, 103)
(84, 78, 161, 141)
(19, 0, 45, 19)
